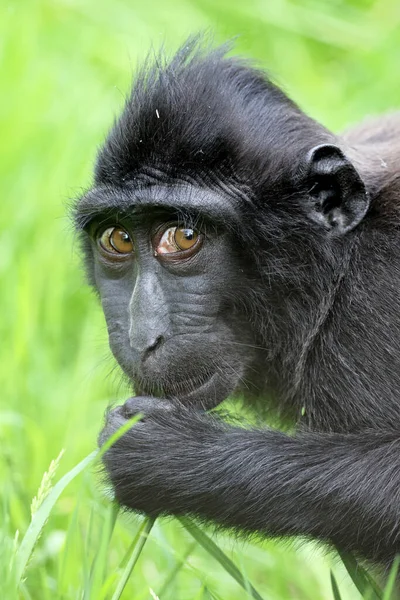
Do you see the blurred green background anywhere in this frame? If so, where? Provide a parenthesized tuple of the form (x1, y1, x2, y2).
(1, 1, 399, 598)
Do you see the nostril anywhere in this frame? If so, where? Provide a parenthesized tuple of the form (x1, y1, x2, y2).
(152, 335, 164, 350)
(142, 335, 164, 361)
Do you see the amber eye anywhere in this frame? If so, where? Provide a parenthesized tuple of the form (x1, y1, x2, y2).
(155, 226, 200, 256)
(98, 226, 133, 255)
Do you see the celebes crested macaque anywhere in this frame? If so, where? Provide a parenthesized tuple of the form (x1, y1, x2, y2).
(74, 39, 400, 567)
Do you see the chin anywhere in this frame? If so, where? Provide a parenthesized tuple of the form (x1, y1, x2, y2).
(134, 370, 240, 410)
(169, 372, 237, 410)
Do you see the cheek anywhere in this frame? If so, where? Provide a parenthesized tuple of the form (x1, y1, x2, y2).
(96, 275, 134, 372)
(102, 296, 127, 344)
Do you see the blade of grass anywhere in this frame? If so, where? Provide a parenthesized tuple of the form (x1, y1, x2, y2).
(58, 490, 81, 591)
(178, 518, 266, 600)
(16, 450, 97, 584)
(83, 504, 96, 598)
(330, 570, 343, 600)
(85, 502, 120, 600)
(110, 516, 156, 600)
(157, 541, 197, 597)
(16, 415, 141, 587)
(86, 415, 143, 599)
(382, 555, 400, 600)
(238, 552, 254, 599)
(193, 583, 207, 599)
(337, 550, 383, 600)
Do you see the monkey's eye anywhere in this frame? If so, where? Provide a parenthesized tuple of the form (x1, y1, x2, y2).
(155, 226, 201, 257)
(98, 226, 134, 255)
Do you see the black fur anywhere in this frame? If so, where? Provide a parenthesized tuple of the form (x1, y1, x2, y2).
(75, 38, 400, 566)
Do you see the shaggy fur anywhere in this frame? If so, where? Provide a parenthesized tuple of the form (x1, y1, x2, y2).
(75, 38, 400, 567)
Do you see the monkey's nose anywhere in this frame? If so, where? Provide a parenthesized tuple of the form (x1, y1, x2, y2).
(143, 335, 164, 358)
(131, 334, 164, 361)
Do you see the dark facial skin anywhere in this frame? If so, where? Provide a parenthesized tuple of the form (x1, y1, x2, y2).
(75, 39, 400, 569)
(79, 183, 261, 410)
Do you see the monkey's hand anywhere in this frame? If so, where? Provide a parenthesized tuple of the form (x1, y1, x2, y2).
(99, 397, 400, 563)
(99, 396, 230, 516)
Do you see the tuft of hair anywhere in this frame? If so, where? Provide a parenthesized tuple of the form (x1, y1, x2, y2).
(95, 36, 331, 199)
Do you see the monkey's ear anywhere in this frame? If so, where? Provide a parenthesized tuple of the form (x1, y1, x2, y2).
(305, 144, 369, 234)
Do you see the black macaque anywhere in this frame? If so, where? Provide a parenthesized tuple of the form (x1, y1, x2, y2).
(74, 39, 400, 567)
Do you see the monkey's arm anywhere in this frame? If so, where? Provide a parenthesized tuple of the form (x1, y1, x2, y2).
(102, 398, 400, 564)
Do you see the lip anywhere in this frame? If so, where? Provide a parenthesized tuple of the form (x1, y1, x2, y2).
(171, 372, 227, 410)
(136, 372, 233, 410)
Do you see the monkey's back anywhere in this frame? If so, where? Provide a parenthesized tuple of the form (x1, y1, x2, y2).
(341, 113, 400, 209)
(342, 112, 400, 146)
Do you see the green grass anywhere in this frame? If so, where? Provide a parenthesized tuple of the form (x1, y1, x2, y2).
(1, 1, 400, 598)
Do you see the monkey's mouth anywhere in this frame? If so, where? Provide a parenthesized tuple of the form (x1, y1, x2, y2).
(135, 371, 234, 410)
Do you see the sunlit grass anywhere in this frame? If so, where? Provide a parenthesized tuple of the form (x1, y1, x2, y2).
(1, 0, 400, 598)
(6, 446, 399, 599)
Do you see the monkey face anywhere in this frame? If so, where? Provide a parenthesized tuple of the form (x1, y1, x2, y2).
(75, 183, 261, 409)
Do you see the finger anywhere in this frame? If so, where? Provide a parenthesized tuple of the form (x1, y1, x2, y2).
(122, 396, 169, 418)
